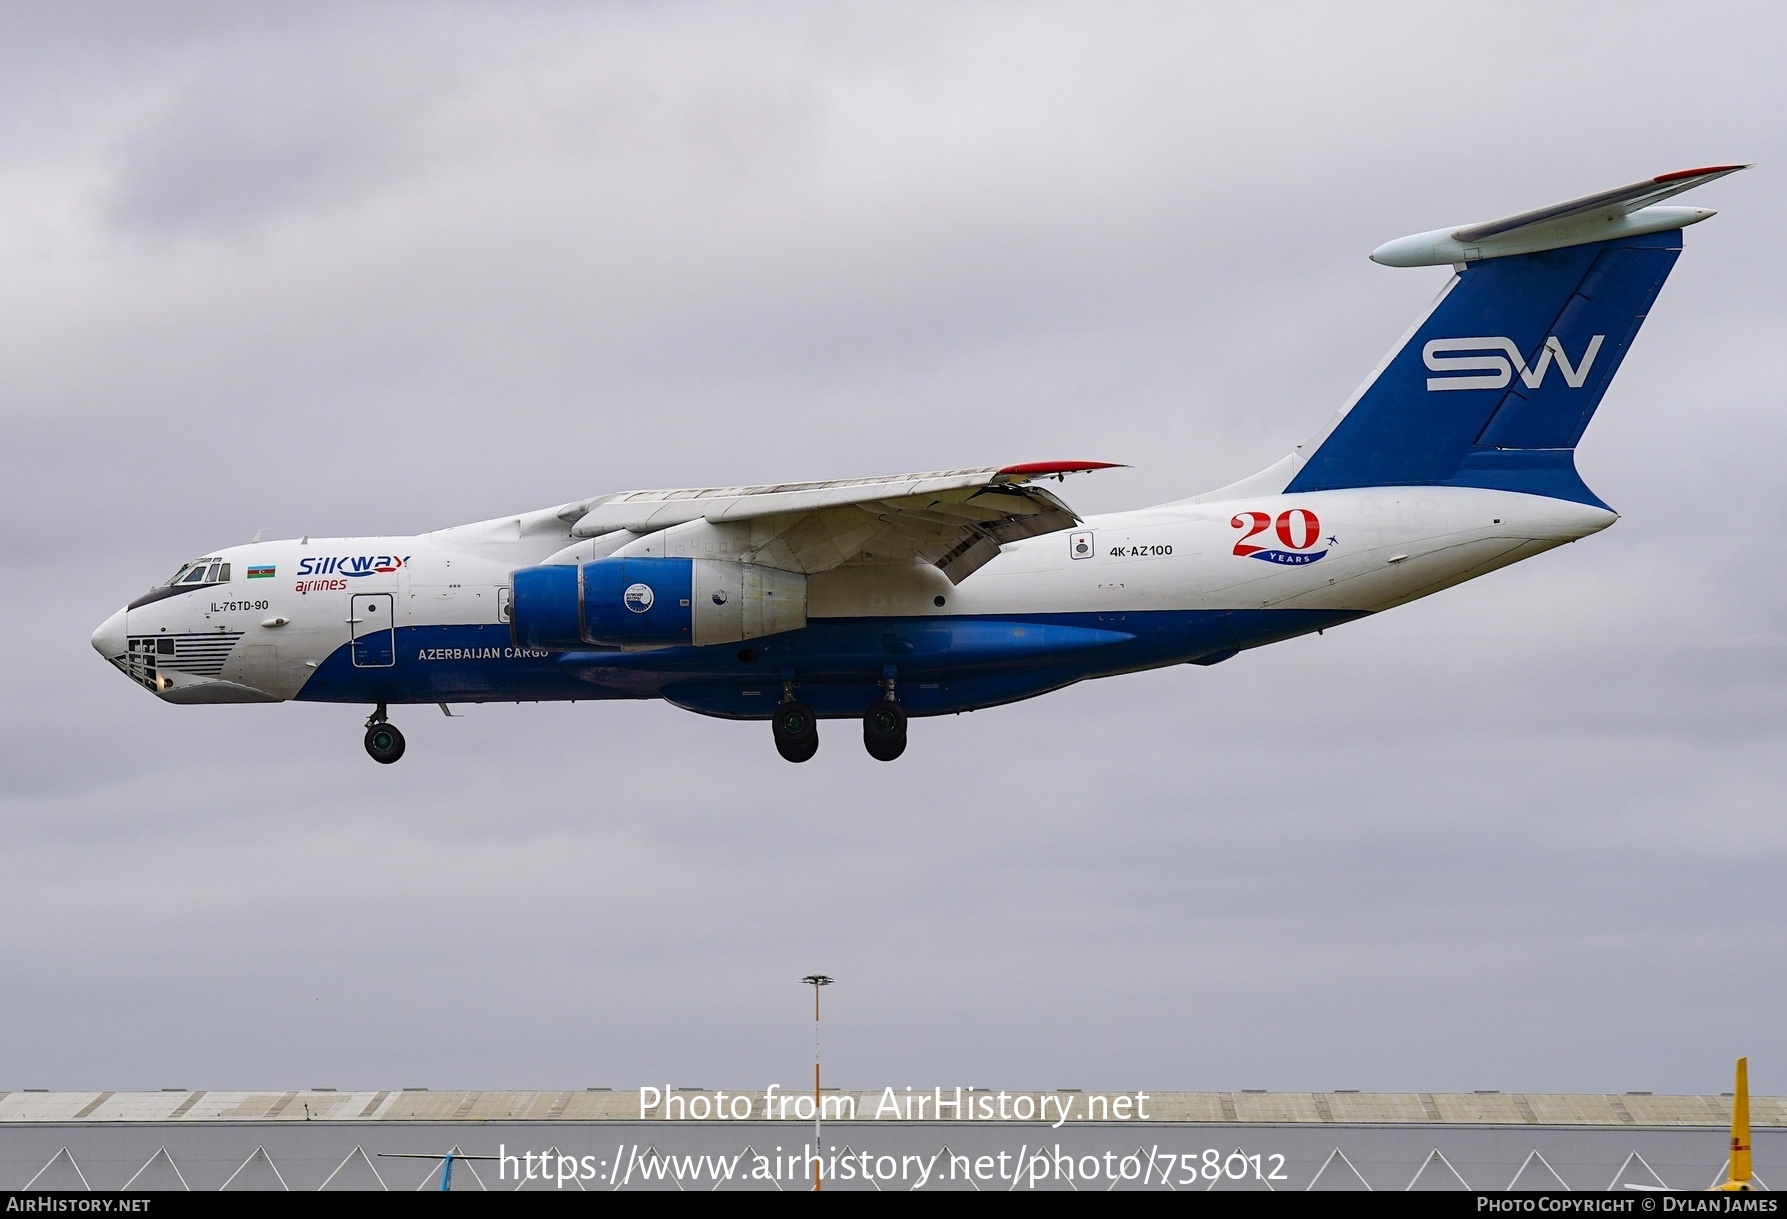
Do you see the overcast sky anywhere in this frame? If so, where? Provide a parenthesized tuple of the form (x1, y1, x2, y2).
(2, 1, 1783, 1097)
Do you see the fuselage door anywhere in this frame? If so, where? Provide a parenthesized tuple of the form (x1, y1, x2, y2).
(350, 593, 396, 667)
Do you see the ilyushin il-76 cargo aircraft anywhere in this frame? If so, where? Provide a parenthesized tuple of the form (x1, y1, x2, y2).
(93, 166, 1746, 764)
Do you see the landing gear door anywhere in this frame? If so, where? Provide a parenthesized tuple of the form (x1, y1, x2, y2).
(350, 593, 396, 667)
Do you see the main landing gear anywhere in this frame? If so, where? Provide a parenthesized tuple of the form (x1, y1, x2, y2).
(772, 697, 818, 764)
(770, 676, 911, 764)
(863, 674, 907, 762)
(364, 704, 405, 764)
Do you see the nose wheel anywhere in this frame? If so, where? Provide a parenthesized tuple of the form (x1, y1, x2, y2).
(364, 705, 406, 764)
(772, 699, 818, 763)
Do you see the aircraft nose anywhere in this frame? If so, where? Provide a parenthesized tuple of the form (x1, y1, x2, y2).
(91, 606, 127, 662)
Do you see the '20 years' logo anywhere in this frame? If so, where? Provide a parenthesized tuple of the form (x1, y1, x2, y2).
(1231, 509, 1328, 566)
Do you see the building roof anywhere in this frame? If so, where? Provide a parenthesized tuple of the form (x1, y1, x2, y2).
(0, 1089, 1773, 1127)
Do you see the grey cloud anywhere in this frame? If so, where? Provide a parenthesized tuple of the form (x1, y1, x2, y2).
(102, 68, 409, 235)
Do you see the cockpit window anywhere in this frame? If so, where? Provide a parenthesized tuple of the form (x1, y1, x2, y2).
(164, 558, 226, 587)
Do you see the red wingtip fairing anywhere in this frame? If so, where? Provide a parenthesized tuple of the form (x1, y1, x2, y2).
(997, 461, 1125, 477)
(1654, 164, 1747, 183)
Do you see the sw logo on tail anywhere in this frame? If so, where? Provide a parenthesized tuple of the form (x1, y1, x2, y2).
(1423, 335, 1606, 392)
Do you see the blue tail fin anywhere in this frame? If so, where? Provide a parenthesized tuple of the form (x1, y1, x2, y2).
(1285, 231, 1682, 506)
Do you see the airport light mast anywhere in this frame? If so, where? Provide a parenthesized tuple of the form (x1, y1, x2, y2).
(800, 974, 834, 1191)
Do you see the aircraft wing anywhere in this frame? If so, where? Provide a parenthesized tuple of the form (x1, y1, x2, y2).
(563, 461, 1121, 584)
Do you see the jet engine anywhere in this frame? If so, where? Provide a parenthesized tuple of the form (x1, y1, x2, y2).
(511, 557, 806, 649)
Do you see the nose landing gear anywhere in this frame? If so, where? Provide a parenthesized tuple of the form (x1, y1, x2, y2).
(364, 704, 406, 764)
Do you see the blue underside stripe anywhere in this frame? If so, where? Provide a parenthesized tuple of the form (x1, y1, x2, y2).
(297, 608, 1364, 718)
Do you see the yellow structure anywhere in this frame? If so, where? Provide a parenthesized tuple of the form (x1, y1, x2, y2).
(1713, 1057, 1754, 1191)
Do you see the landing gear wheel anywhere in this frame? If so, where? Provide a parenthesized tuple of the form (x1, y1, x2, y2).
(772, 700, 818, 764)
(364, 721, 406, 764)
(863, 700, 907, 762)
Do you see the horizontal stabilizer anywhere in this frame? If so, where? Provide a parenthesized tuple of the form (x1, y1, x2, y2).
(1371, 165, 1748, 267)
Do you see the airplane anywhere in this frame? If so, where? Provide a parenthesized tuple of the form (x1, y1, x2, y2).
(91, 165, 1747, 764)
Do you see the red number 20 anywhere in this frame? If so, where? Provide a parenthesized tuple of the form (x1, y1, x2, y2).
(1232, 508, 1321, 556)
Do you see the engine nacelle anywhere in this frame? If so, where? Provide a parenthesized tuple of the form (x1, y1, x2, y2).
(511, 557, 806, 650)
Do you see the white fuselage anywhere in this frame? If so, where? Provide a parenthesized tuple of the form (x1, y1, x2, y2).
(93, 485, 1614, 707)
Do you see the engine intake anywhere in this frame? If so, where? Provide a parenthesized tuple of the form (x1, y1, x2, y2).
(511, 557, 806, 650)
